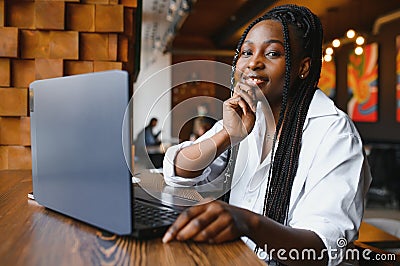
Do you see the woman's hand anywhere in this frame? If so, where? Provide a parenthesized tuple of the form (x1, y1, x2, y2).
(223, 83, 257, 145)
(162, 199, 253, 244)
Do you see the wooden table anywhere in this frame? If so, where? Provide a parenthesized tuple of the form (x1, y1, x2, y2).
(0, 170, 264, 266)
(357, 222, 400, 243)
(355, 221, 400, 264)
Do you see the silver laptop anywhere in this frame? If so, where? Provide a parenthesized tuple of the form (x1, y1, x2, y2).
(29, 70, 192, 238)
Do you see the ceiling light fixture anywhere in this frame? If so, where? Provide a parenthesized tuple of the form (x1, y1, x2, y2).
(354, 46, 364, 55)
(356, 36, 365, 45)
(325, 47, 334, 55)
(324, 54, 333, 62)
(332, 39, 341, 48)
(346, 29, 356, 39)
(323, 29, 369, 60)
(160, 0, 196, 53)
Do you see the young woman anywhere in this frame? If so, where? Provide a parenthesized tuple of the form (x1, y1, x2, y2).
(162, 5, 371, 265)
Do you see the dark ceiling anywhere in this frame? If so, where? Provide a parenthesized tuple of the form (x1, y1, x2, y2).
(171, 0, 400, 54)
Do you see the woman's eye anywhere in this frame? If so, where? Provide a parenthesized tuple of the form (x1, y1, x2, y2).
(241, 50, 252, 57)
(266, 51, 281, 58)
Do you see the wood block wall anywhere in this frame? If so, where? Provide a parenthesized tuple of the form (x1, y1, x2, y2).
(0, 0, 138, 170)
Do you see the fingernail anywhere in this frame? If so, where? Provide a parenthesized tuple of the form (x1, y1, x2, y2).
(162, 232, 172, 243)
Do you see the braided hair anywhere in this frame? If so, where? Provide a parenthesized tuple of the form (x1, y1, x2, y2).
(230, 5, 323, 226)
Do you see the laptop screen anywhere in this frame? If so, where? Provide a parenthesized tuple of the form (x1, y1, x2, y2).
(30, 70, 133, 234)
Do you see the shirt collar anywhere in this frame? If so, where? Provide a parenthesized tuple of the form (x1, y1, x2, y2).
(303, 89, 338, 130)
(255, 89, 337, 132)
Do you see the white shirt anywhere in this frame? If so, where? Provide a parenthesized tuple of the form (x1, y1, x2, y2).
(163, 90, 372, 265)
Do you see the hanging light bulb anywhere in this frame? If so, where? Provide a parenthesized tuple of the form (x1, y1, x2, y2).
(166, 14, 173, 22)
(178, 8, 185, 16)
(346, 29, 356, 39)
(154, 37, 162, 49)
(356, 36, 365, 45)
(169, 0, 178, 11)
(354, 46, 364, 55)
(166, 9, 174, 21)
(325, 47, 334, 55)
(332, 39, 341, 48)
(181, 0, 189, 10)
(324, 54, 333, 62)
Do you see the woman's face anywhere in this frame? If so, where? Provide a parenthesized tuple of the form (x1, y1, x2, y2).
(235, 20, 297, 108)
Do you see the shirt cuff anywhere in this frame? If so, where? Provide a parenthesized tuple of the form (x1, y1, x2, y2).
(290, 218, 348, 266)
(163, 141, 210, 187)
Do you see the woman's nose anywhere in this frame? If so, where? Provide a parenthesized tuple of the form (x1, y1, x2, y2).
(247, 54, 265, 70)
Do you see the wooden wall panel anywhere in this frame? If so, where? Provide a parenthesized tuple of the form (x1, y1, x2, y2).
(20, 30, 49, 59)
(35, 59, 63, 80)
(80, 33, 113, 61)
(122, 43, 135, 74)
(1, 146, 9, 170)
(0, 59, 10, 87)
(49, 31, 79, 59)
(123, 7, 134, 37)
(5, 146, 32, 170)
(0, 27, 19, 58)
(1, 1, 139, 169)
(94, 61, 122, 72)
(120, 0, 137, 8)
(64, 60, 93, 75)
(95, 4, 124, 32)
(0, 88, 28, 117)
(21, 31, 79, 60)
(0, 117, 30, 146)
(81, 0, 109, 4)
(35, 2, 65, 30)
(11, 60, 35, 88)
(118, 35, 129, 62)
(108, 34, 118, 61)
(66, 3, 95, 32)
(7, 2, 35, 29)
(0, 0, 4, 27)
(36, 0, 79, 2)
(0, 146, 6, 170)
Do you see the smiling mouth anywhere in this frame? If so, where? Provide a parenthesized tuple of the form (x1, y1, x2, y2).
(243, 76, 268, 87)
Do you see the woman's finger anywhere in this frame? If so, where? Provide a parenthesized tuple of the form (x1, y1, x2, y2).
(225, 96, 250, 116)
(175, 208, 220, 241)
(234, 83, 257, 112)
(191, 210, 235, 242)
(237, 98, 251, 116)
(162, 205, 204, 243)
(162, 198, 215, 243)
(225, 96, 241, 108)
(210, 224, 239, 244)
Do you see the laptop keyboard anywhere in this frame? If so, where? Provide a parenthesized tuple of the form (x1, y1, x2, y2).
(134, 201, 180, 227)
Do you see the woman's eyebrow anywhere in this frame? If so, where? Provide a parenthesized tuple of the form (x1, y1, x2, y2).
(264, 39, 284, 46)
(242, 39, 284, 46)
